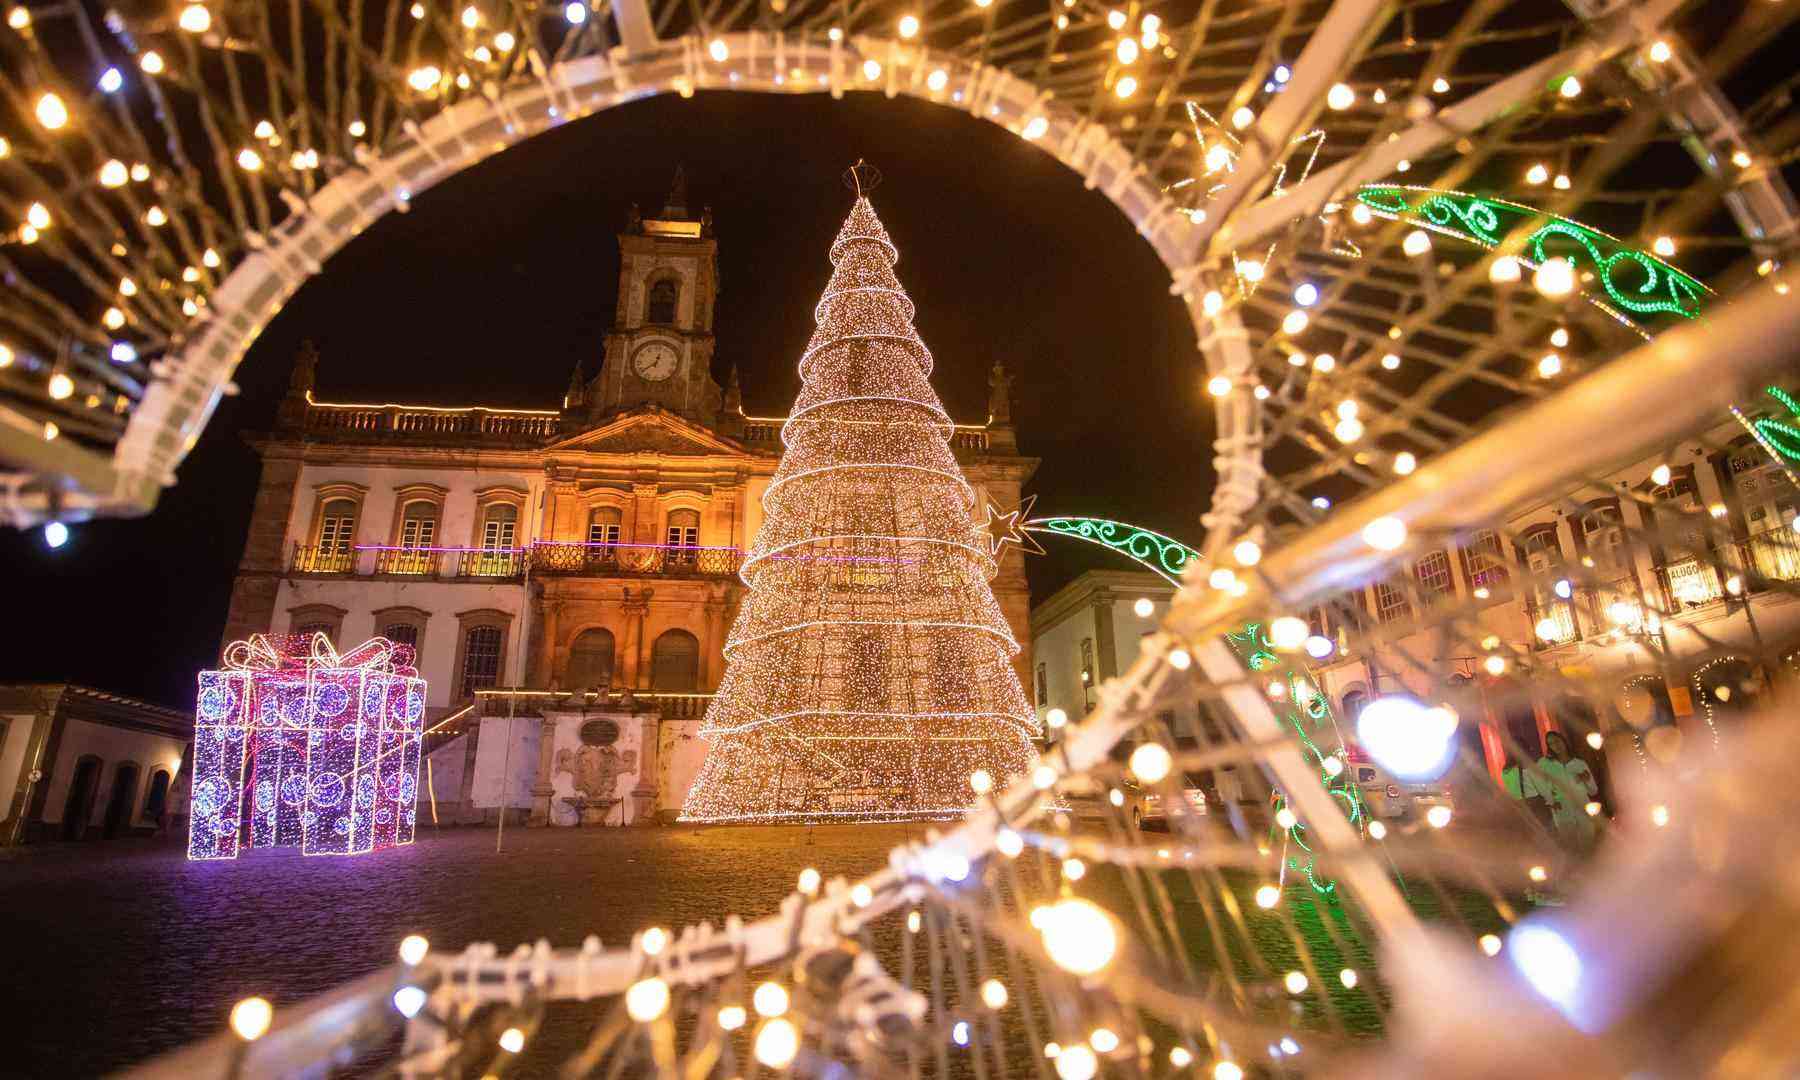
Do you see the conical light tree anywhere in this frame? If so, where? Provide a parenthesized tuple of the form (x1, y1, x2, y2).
(681, 181, 1039, 823)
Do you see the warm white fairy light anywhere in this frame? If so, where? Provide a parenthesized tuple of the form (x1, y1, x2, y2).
(35, 92, 69, 130)
(1402, 229, 1431, 256)
(1115, 76, 1138, 99)
(179, 4, 212, 33)
(1129, 742, 1172, 784)
(140, 51, 166, 74)
(1649, 39, 1672, 63)
(26, 202, 52, 230)
(398, 934, 429, 965)
(1327, 83, 1355, 110)
(407, 66, 441, 91)
(231, 997, 274, 1041)
(981, 978, 1008, 1009)
(1533, 257, 1575, 298)
(47, 372, 74, 400)
(1056, 1045, 1098, 1080)
(1255, 884, 1281, 908)
(493, 30, 514, 51)
(1488, 254, 1521, 283)
(996, 828, 1024, 857)
(927, 69, 949, 92)
(1284, 971, 1308, 994)
(1426, 805, 1453, 828)
(1171, 1047, 1193, 1067)
(797, 866, 821, 895)
(680, 191, 1038, 824)
(970, 769, 993, 795)
(1362, 516, 1406, 551)
(237, 148, 264, 172)
(99, 67, 124, 93)
(1035, 898, 1117, 974)
(1269, 616, 1308, 650)
(1650, 463, 1672, 486)
(1116, 37, 1139, 64)
(1652, 235, 1676, 257)
(1586, 731, 1604, 750)
(755, 1019, 799, 1068)
(1133, 597, 1155, 617)
(754, 981, 790, 1018)
(718, 1004, 747, 1031)
(626, 978, 670, 1022)
(1282, 309, 1309, 334)
(641, 926, 669, 956)
(1062, 857, 1086, 880)
(1558, 75, 1581, 99)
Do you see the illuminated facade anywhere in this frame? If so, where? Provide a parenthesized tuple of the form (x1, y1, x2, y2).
(221, 177, 1038, 823)
(1302, 410, 1799, 782)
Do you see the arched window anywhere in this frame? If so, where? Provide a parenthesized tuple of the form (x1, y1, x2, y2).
(1578, 500, 1631, 574)
(1341, 690, 1368, 722)
(460, 625, 505, 697)
(566, 629, 616, 690)
(666, 508, 700, 563)
(1414, 550, 1454, 602)
(649, 629, 700, 691)
(399, 500, 437, 549)
(382, 622, 420, 649)
(294, 622, 336, 645)
(647, 278, 678, 325)
(1460, 529, 1510, 593)
(141, 769, 171, 823)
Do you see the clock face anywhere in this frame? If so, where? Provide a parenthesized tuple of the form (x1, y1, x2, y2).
(632, 342, 679, 383)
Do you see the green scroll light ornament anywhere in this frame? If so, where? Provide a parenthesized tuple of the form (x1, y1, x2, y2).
(1354, 185, 1712, 328)
(998, 511, 1366, 897)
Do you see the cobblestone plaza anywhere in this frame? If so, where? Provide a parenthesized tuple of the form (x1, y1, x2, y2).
(3, 826, 924, 1075)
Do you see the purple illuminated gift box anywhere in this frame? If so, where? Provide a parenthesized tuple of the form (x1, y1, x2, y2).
(188, 633, 426, 860)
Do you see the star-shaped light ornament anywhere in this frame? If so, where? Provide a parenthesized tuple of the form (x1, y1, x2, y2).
(982, 495, 1048, 559)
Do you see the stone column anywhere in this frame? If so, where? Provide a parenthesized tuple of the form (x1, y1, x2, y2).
(618, 588, 651, 688)
(702, 589, 729, 688)
(528, 711, 562, 827)
(535, 595, 565, 689)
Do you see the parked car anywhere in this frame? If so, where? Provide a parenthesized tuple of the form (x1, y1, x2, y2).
(1061, 774, 1208, 830)
(1349, 757, 1453, 820)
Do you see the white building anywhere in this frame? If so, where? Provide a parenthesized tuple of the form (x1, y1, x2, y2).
(220, 175, 1039, 825)
(0, 684, 189, 845)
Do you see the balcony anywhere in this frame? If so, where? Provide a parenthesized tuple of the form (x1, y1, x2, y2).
(372, 548, 442, 576)
(1526, 597, 1580, 649)
(1741, 523, 1800, 586)
(299, 400, 560, 445)
(289, 543, 524, 581)
(474, 688, 713, 719)
(529, 541, 743, 579)
(290, 544, 355, 574)
(289, 542, 739, 582)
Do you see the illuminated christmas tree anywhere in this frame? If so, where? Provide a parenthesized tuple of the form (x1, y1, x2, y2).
(681, 172, 1039, 823)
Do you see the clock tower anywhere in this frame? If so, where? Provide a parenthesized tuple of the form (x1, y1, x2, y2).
(581, 169, 724, 428)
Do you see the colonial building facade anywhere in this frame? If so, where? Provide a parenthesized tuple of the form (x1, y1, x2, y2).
(221, 178, 1039, 823)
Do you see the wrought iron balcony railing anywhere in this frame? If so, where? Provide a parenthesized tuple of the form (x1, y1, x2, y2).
(529, 542, 743, 579)
(372, 548, 441, 576)
(473, 689, 713, 719)
(457, 549, 526, 579)
(290, 544, 355, 574)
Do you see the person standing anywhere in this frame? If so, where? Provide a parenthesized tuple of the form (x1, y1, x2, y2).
(1534, 731, 1600, 852)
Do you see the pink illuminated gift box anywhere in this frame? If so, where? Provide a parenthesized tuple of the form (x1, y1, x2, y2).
(188, 633, 426, 860)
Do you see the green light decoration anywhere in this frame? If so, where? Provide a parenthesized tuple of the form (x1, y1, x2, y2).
(1753, 386, 1800, 464)
(998, 508, 1367, 897)
(1022, 517, 1200, 586)
(1354, 184, 1711, 325)
(1226, 622, 1368, 899)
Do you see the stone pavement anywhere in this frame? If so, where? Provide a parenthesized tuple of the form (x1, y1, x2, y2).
(2, 823, 925, 1075)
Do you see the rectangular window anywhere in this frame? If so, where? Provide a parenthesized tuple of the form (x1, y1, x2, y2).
(1035, 663, 1048, 707)
(400, 516, 436, 549)
(1415, 550, 1454, 602)
(1461, 529, 1509, 591)
(318, 514, 355, 553)
(1079, 638, 1094, 687)
(383, 623, 420, 649)
(460, 626, 505, 697)
(1374, 580, 1412, 623)
(482, 516, 516, 550)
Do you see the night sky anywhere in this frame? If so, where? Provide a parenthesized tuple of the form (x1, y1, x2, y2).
(0, 91, 1212, 707)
